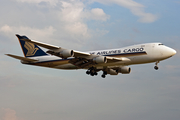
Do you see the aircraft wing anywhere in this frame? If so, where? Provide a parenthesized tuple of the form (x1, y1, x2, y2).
(18, 35, 92, 58)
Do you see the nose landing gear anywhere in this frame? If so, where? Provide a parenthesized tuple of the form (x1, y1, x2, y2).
(154, 61, 159, 70)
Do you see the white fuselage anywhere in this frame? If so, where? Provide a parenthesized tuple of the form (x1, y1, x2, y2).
(25, 43, 176, 69)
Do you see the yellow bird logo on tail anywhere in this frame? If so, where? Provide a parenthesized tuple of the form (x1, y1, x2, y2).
(24, 42, 39, 56)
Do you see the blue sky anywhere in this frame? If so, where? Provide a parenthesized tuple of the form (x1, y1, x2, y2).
(0, 0, 180, 120)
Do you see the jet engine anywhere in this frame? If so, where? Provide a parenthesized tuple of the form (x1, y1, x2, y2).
(93, 56, 107, 63)
(60, 49, 74, 58)
(117, 66, 131, 74)
(47, 49, 74, 58)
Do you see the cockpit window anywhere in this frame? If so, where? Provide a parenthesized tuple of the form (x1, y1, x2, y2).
(158, 43, 164, 45)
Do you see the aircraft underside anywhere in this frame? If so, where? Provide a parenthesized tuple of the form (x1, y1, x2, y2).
(27, 57, 160, 78)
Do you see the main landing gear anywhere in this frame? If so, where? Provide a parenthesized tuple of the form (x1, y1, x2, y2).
(154, 61, 159, 70)
(86, 67, 98, 76)
(86, 67, 108, 78)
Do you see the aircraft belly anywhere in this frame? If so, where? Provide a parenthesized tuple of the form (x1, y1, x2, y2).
(128, 55, 157, 64)
(55, 64, 78, 69)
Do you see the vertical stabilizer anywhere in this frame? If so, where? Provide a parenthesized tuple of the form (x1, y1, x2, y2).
(16, 34, 48, 57)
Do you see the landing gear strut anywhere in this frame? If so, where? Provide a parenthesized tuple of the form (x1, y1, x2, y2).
(154, 61, 159, 70)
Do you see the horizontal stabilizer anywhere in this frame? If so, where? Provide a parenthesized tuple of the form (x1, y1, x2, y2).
(5, 54, 38, 62)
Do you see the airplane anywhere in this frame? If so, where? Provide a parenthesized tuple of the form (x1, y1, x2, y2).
(6, 34, 176, 78)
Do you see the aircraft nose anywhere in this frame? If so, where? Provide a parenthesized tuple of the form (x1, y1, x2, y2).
(160, 46, 177, 59)
(167, 47, 176, 57)
(170, 48, 176, 56)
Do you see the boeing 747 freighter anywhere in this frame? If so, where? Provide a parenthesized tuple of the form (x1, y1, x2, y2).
(6, 34, 176, 78)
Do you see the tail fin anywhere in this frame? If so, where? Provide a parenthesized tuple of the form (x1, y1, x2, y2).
(16, 34, 48, 57)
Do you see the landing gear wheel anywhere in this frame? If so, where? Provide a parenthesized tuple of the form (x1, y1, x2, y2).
(154, 66, 159, 70)
(90, 72, 94, 76)
(86, 71, 90, 75)
(94, 72, 98, 76)
(101, 74, 106, 78)
(154, 61, 159, 70)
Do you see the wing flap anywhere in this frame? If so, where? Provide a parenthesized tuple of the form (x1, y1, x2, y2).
(5, 54, 38, 62)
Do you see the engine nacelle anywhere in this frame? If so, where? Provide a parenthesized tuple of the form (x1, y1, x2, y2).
(60, 49, 74, 58)
(93, 56, 107, 64)
(107, 69, 118, 75)
(47, 49, 74, 58)
(117, 66, 131, 74)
